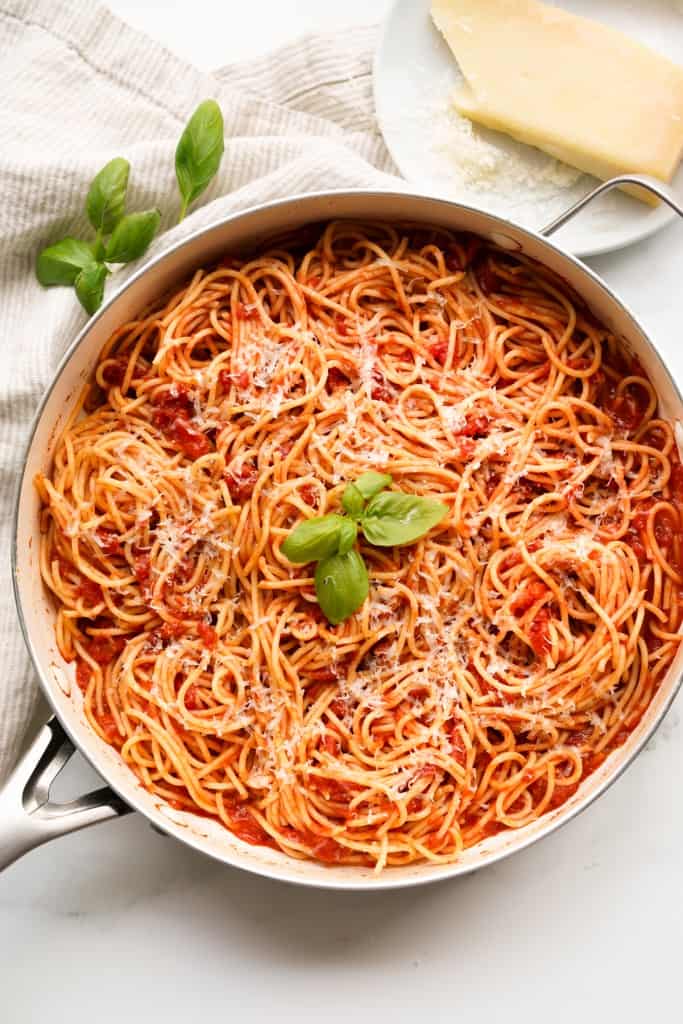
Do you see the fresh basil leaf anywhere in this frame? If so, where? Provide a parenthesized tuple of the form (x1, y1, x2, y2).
(36, 238, 97, 287)
(355, 471, 393, 501)
(74, 262, 108, 315)
(337, 517, 357, 556)
(281, 514, 344, 564)
(104, 209, 160, 263)
(342, 483, 364, 519)
(361, 491, 448, 547)
(315, 549, 369, 625)
(175, 99, 224, 221)
(86, 157, 129, 234)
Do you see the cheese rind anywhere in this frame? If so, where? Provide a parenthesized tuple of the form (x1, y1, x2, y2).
(431, 0, 683, 202)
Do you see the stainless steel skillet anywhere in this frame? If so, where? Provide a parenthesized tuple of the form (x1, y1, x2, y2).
(3, 176, 683, 890)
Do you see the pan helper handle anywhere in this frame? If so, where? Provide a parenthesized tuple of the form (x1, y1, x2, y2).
(0, 716, 130, 872)
(542, 174, 683, 238)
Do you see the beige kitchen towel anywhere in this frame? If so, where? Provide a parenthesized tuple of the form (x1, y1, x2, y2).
(0, 0, 402, 780)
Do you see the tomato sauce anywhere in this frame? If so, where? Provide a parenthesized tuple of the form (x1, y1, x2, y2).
(528, 608, 552, 656)
(328, 697, 347, 719)
(451, 437, 476, 460)
(224, 460, 258, 502)
(86, 633, 125, 664)
(300, 483, 318, 508)
(219, 367, 250, 390)
(102, 357, 147, 388)
(75, 627, 125, 693)
(307, 833, 347, 863)
(455, 413, 490, 438)
(524, 714, 656, 817)
(159, 619, 186, 641)
(151, 385, 210, 459)
(98, 713, 120, 744)
(475, 259, 498, 295)
(102, 359, 127, 388)
(429, 339, 450, 365)
(326, 367, 350, 391)
(511, 580, 548, 615)
(234, 302, 260, 321)
(95, 527, 122, 556)
(623, 527, 647, 563)
(184, 685, 202, 711)
(669, 458, 683, 508)
(223, 799, 274, 847)
(168, 417, 210, 459)
(308, 773, 357, 804)
(76, 577, 103, 604)
(132, 547, 152, 588)
(370, 370, 393, 402)
(450, 727, 467, 766)
(151, 384, 194, 424)
(76, 659, 91, 690)
(600, 356, 650, 432)
(197, 622, 217, 648)
(445, 234, 483, 272)
(322, 734, 342, 758)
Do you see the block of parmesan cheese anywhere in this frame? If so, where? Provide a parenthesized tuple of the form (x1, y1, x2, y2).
(430, 0, 683, 203)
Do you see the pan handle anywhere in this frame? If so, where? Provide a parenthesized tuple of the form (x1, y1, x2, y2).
(541, 173, 683, 238)
(0, 716, 131, 872)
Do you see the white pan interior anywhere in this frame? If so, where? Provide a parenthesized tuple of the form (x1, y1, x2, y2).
(13, 191, 683, 890)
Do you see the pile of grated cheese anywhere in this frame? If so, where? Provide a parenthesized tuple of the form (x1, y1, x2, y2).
(430, 80, 584, 211)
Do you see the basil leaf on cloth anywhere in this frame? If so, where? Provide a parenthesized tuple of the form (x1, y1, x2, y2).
(86, 157, 129, 235)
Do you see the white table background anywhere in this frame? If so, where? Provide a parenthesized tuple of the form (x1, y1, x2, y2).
(2, 2, 682, 1021)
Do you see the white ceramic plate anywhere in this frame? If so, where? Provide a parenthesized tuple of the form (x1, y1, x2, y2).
(374, 0, 683, 256)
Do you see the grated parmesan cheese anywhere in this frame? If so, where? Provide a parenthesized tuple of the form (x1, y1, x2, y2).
(430, 80, 583, 203)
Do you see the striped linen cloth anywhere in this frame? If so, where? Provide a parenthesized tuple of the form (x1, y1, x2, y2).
(0, 0, 401, 780)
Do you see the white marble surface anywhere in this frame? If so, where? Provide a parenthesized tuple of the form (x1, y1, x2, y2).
(2, 2, 683, 1020)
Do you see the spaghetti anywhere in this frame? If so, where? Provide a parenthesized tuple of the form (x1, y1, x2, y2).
(36, 221, 683, 870)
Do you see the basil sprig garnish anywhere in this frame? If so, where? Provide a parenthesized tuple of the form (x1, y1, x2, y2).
(36, 100, 225, 315)
(35, 156, 159, 314)
(281, 472, 448, 625)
